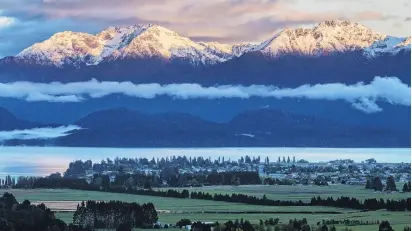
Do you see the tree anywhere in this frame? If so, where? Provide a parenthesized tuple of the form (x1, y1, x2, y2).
(320, 224, 328, 231)
(150, 158, 156, 166)
(144, 179, 152, 190)
(101, 175, 110, 189)
(301, 224, 311, 231)
(224, 220, 234, 231)
(379, 221, 394, 231)
(182, 189, 190, 198)
(117, 222, 132, 231)
(365, 179, 372, 189)
(22, 199, 31, 209)
(402, 183, 410, 192)
(176, 219, 191, 228)
(385, 176, 397, 191)
(365, 158, 377, 164)
(373, 177, 383, 191)
(240, 157, 245, 164)
(126, 176, 135, 189)
(242, 220, 254, 231)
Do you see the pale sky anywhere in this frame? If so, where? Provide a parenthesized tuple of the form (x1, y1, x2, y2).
(0, 0, 410, 58)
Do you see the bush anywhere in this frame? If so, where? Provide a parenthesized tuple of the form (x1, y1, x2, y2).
(176, 219, 192, 227)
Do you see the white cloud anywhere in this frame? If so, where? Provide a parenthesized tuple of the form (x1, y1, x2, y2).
(0, 125, 82, 141)
(0, 76, 409, 113)
(0, 16, 14, 28)
(352, 97, 383, 113)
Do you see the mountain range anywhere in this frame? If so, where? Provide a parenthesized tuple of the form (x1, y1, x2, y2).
(0, 107, 409, 147)
(7, 20, 411, 67)
(0, 20, 410, 87)
(0, 20, 410, 148)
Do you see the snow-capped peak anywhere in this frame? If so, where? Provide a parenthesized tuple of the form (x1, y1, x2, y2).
(116, 24, 222, 63)
(16, 24, 251, 66)
(364, 36, 411, 57)
(16, 31, 105, 66)
(255, 20, 386, 56)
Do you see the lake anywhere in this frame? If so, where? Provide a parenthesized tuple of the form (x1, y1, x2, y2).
(0, 147, 410, 177)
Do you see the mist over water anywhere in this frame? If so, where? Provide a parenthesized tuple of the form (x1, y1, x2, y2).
(0, 147, 410, 177)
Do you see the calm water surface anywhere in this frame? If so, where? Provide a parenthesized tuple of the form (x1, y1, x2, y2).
(0, 147, 410, 177)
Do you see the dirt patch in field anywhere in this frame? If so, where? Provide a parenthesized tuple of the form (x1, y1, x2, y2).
(32, 201, 81, 211)
(31, 201, 172, 213)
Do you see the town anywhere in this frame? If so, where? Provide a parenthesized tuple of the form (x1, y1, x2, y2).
(50, 155, 410, 191)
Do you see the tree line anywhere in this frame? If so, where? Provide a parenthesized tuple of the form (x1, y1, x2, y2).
(10, 170, 262, 190)
(193, 192, 411, 211)
(72, 200, 158, 229)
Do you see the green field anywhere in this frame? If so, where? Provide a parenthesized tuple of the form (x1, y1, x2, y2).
(156, 184, 411, 202)
(2, 188, 410, 231)
(157, 210, 410, 226)
(333, 224, 408, 231)
(1, 188, 349, 213)
(55, 210, 410, 231)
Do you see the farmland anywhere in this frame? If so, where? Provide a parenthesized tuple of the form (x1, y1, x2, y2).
(54, 210, 410, 231)
(156, 184, 411, 202)
(1, 187, 410, 230)
(1, 188, 349, 213)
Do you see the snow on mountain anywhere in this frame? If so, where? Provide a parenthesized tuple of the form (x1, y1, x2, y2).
(16, 31, 105, 66)
(93, 25, 151, 64)
(364, 36, 411, 57)
(198, 42, 257, 59)
(255, 20, 386, 56)
(112, 25, 232, 64)
(14, 20, 410, 67)
(16, 24, 249, 66)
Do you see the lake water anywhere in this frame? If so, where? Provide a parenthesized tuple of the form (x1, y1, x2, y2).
(0, 147, 410, 177)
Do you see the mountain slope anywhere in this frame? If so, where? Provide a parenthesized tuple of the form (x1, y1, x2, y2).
(50, 108, 410, 148)
(0, 107, 41, 130)
(75, 108, 222, 132)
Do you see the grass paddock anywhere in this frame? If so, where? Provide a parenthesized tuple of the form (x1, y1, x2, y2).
(2, 188, 409, 231)
(156, 184, 411, 202)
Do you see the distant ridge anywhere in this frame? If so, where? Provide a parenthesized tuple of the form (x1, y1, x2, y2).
(54, 108, 411, 148)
